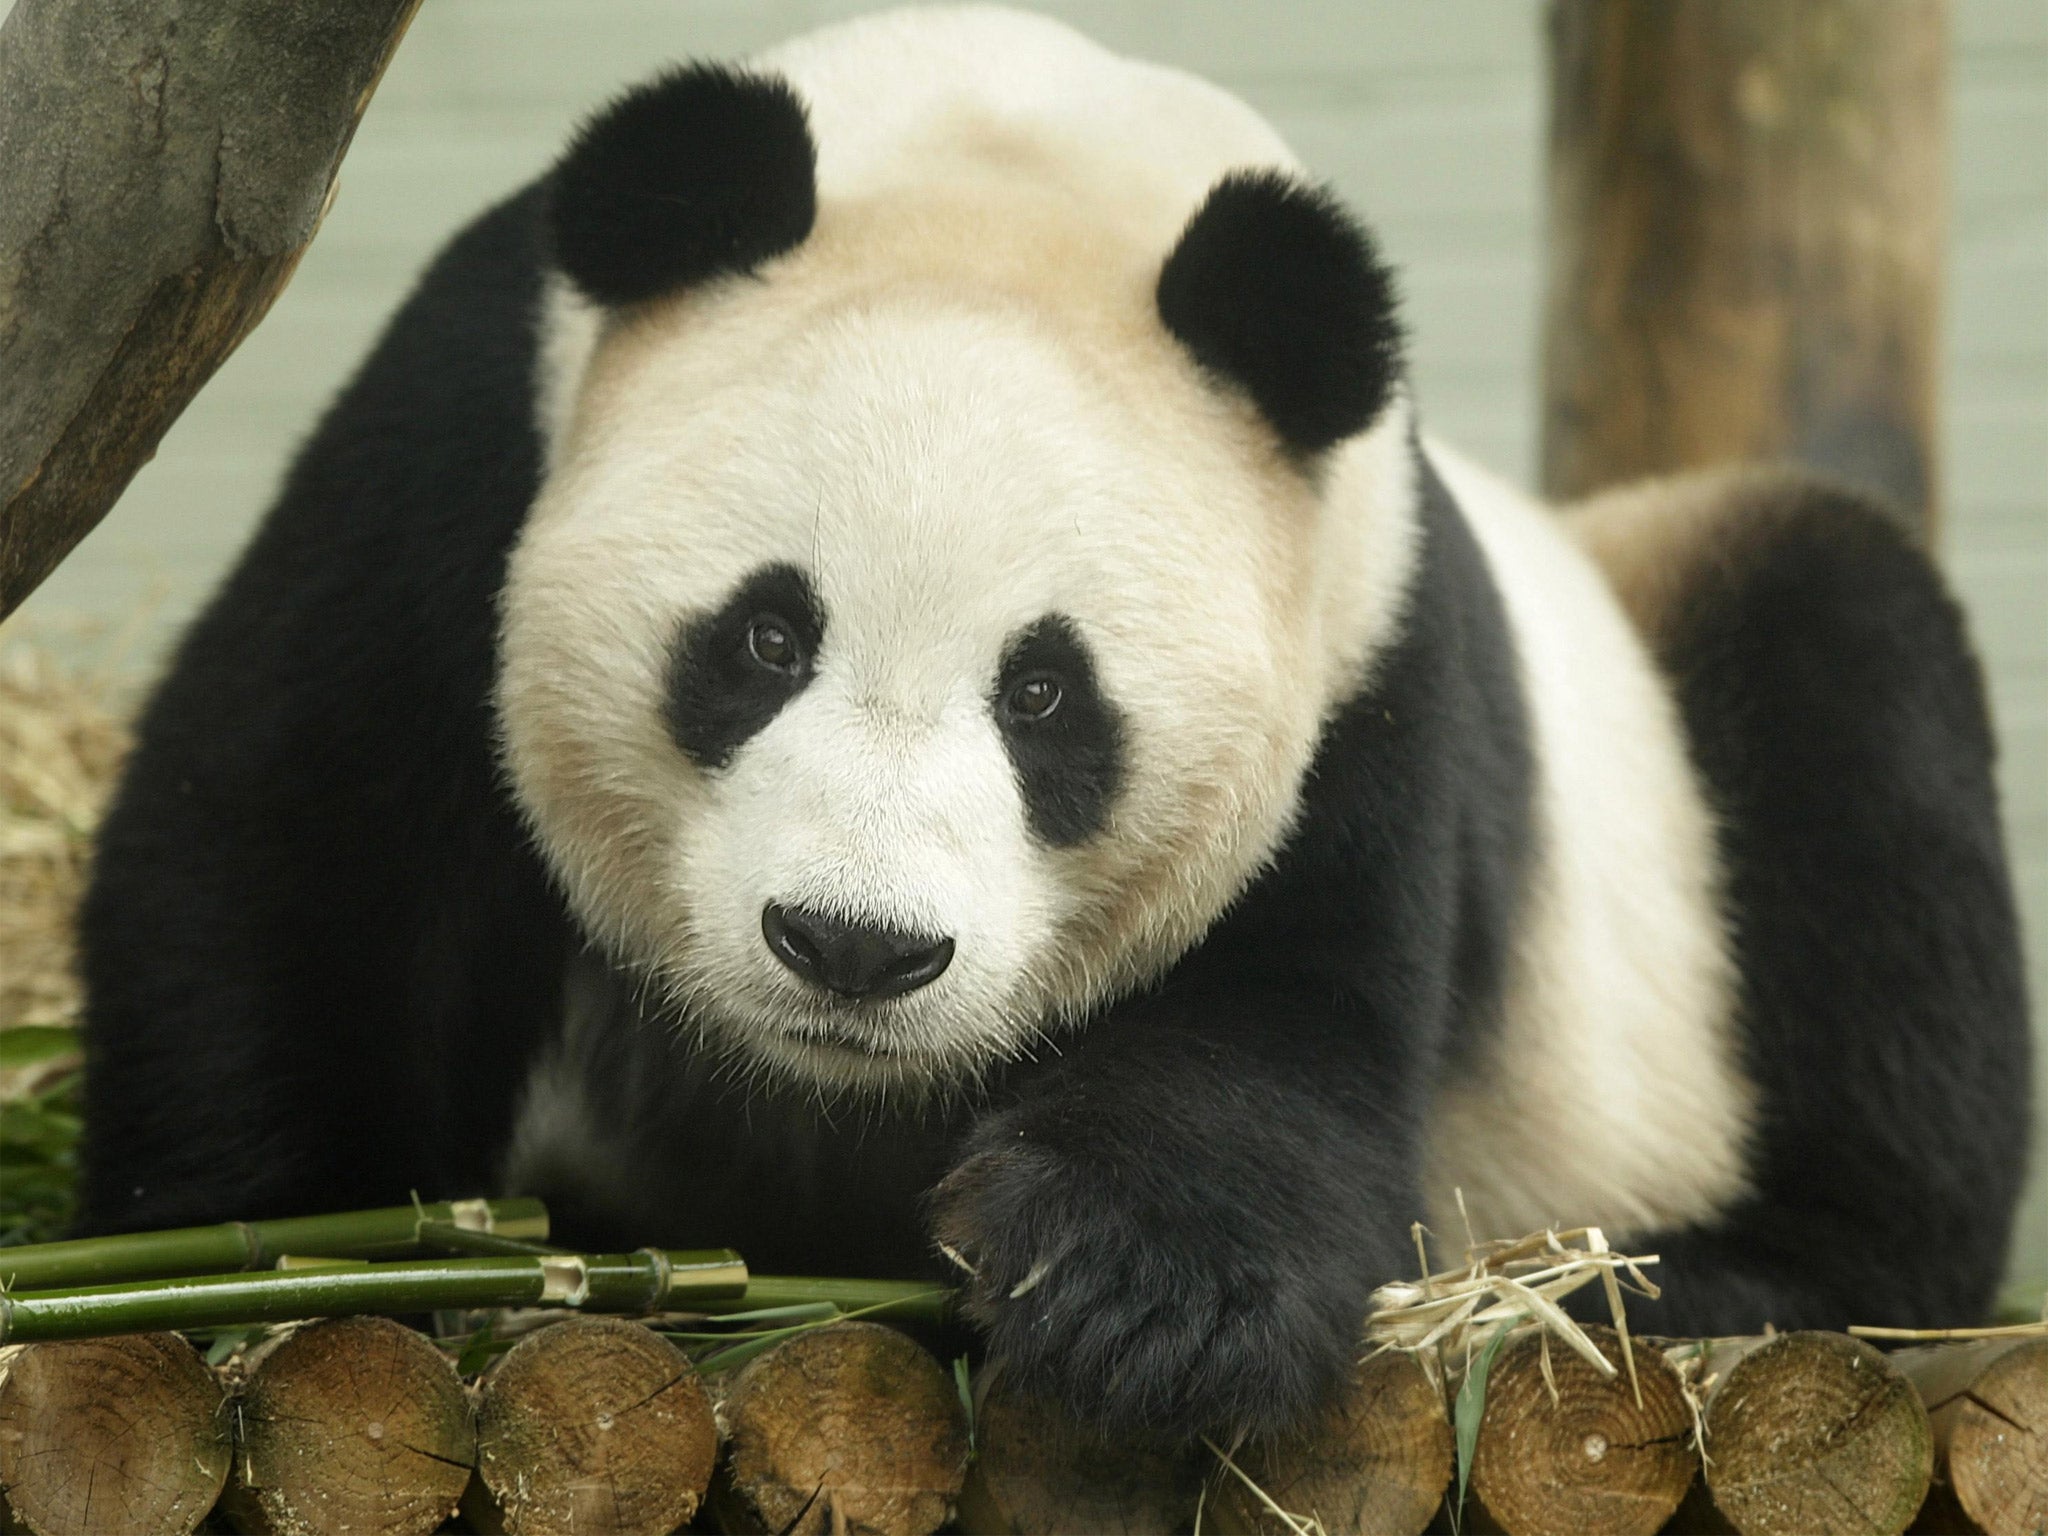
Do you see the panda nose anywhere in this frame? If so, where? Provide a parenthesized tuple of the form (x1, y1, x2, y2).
(761, 903, 955, 1000)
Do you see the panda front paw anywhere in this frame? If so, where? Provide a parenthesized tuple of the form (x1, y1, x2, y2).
(929, 1131, 1363, 1442)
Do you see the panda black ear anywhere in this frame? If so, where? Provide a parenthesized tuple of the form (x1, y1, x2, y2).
(548, 64, 817, 307)
(1156, 170, 1403, 455)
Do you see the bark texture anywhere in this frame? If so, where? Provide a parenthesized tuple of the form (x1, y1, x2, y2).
(0, 0, 422, 619)
(1543, 0, 1949, 526)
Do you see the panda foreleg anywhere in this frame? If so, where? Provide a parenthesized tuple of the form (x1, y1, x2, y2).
(931, 986, 1426, 1442)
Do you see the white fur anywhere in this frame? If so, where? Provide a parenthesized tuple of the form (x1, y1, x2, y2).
(502, 5, 1753, 1248)
(500, 7, 1420, 1098)
(1423, 445, 1754, 1241)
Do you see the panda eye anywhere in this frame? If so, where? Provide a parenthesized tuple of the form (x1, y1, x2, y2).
(1005, 675, 1063, 723)
(746, 615, 802, 674)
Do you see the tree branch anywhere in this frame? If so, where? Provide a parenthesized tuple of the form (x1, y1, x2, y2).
(0, 0, 424, 620)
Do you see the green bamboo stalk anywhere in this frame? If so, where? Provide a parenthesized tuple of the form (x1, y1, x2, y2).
(0, 1248, 746, 1343)
(703, 1275, 955, 1327)
(0, 1197, 549, 1291)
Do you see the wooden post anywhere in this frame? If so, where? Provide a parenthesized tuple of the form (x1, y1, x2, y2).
(1542, 0, 1949, 528)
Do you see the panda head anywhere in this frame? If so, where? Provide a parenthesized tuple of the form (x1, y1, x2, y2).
(497, 63, 1416, 1095)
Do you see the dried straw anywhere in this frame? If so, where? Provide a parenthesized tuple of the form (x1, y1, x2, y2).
(0, 623, 132, 1072)
(1365, 1220, 1661, 1403)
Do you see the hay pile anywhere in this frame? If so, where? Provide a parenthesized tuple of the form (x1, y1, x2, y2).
(0, 626, 129, 1037)
(0, 624, 130, 1241)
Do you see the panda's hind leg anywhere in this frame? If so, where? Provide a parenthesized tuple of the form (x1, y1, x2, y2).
(1572, 470, 2031, 1333)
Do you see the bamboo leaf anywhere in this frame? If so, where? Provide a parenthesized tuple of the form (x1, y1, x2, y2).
(456, 1317, 501, 1376)
(954, 1354, 976, 1455)
(694, 1302, 840, 1326)
(0, 1025, 79, 1069)
(1453, 1322, 1511, 1529)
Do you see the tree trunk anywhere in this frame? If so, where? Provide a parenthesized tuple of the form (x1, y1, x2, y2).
(0, 0, 425, 620)
(1542, 0, 1949, 528)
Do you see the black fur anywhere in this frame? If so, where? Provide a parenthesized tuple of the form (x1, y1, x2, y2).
(75, 111, 2027, 1451)
(548, 64, 816, 307)
(665, 563, 823, 771)
(78, 189, 569, 1231)
(1156, 170, 1403, 454)
(931, 461, 1535, 1435)
(1578, 478, 2031, 1335)
(992, 614, 1126, 847)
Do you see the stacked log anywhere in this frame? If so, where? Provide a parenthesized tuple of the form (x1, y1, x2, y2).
(0, 1333, 228, 1536)
(710, 1320, 970, 1536)
(1894, 1338, 2048, 1536)
(1208, 1348, 1450, 1536)
(4, 1319, 2048, 1534)
(956, 1380, 1204, 1534)
(218, 1315, 474, 1536)
(465, 1317, 717, 1535)
(1471, 1325, 1695, 1536)
(1696, 1331, 1931, 1536)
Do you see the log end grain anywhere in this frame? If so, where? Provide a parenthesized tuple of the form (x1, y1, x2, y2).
(1470, 1325, 1695, 1536)
(1211, 1348, 1451, 1536)
(222, 1315, 473, 1536)
(955, 1382, 1202, 1535)
(713, 1320, 969, 1536)
(1704, 1330, 1931, 1536)
(0, 1333, 228, 1536)
(1943, 1336, 2048, 1536)
(467, 1317, 716, 1536)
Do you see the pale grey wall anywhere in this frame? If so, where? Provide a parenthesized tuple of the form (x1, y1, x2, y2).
(12, 1, 2046, 1285)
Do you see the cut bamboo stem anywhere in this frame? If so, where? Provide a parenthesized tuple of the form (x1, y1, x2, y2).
(955, 1379, 1202, 1535)
(0, 1198, 548, 1290)
(1895, 1337, 2048, 1536)
(219, 1316, 473, 1536)
(1698, 1330, 1931, 1536)
(0, 1247, 746, 1342)
(711, 1320, 970, 1536)
(463, 1317, 717, 1536)
(1468, 1324, 1694, 1536)
(1207, 1348, 1450, 1536)
(0, 1333, 229, 1536)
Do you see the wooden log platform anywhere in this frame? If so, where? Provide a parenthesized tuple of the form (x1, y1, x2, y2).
(1471, 1325, 1695, 1536)
(956, 1379, 1203, 1535)
(1893, 1337, 2048, 1536)
(464, 1316, 717, 1535)
(1698, 1331, 1931, 1536)
(1210, 1348, 1451, 1536)
(710, 1319, 970, 1536)
(0, 1333, 229, 1536)
(218, 1315, 474, 1536)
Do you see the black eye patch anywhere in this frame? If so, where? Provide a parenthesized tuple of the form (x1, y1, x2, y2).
(665, 563, 823, 770)
(993, 615, 1126, 846)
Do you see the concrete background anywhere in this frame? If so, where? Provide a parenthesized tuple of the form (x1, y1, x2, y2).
(11, 1, 2045, 1288)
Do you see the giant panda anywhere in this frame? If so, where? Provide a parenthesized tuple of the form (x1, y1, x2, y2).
(79, 6, 2030, 1440)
